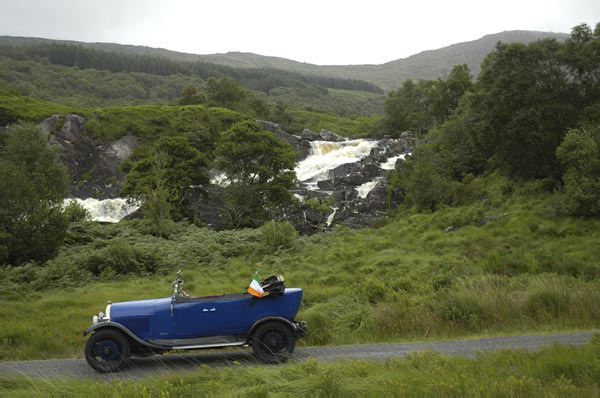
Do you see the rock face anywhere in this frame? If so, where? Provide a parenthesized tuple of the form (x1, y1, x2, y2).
(38, 114, 138, 199)
(277, 130, 415, 233)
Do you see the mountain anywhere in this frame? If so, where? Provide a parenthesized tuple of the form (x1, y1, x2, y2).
(0, 30, 569, 90)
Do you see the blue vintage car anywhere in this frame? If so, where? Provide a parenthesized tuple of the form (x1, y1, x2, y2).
(84, 272, 307, 372)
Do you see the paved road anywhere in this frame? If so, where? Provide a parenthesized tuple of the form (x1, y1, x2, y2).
(0, 331, 595, 381)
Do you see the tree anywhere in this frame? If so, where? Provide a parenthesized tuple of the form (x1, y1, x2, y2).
(383, 67, 473, 137)
(384, 79, 436, 135)
(179, 84, 205, 105)
(206, 77, 247, 109)
(399, 144, 451, 212)
(0, 124, 69, 265)
(463, 39, 578, 178)
(556, 128, 600, 217)
(120, 136, 209, 223)
(215, 120, 296, 228)
(430, 64, 473, 124)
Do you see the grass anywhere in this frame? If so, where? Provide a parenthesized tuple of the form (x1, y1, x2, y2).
(1, 337, 600, 396)
(1, 175, 600, 361)
(0, 88, 78, 124)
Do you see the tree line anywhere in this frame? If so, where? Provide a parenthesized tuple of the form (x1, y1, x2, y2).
(0, 43, 383, 94)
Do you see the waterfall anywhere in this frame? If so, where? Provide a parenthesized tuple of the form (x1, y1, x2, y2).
(294, 140, 378, 186)
(66, 198, 139, 223)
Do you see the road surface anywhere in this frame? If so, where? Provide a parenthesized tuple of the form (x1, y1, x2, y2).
(0, 331, 595, 381)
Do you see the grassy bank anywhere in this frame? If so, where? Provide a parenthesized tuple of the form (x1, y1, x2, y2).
(1, 174, 599, 361)
(2, 337, 600, 397)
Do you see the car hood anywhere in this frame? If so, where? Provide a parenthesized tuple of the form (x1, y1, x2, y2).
(110, 297, 171, 319)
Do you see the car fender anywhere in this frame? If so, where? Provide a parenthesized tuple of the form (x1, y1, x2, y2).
(248, 316, 299, 338)
(83, 322, 168, 350)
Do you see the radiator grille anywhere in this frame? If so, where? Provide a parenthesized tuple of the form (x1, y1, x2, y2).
(122, 318, 150, 333)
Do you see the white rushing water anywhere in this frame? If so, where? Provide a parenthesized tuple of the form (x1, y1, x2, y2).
(326, 207, 338, 227)
(294, 140, 378, 186)
(66, 198, 139, 223)
(380, 154, 407, 170)
(356, 178, 383, 199)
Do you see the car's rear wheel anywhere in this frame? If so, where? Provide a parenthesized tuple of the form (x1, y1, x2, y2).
(252, 321, 295, 362)
(85, 329, 130, 373)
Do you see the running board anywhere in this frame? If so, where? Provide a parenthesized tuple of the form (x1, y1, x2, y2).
(147, 334, 247, 350)
(171, 341, 247, 350)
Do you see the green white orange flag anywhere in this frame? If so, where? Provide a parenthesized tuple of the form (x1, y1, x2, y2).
(248, 272, 265, 298)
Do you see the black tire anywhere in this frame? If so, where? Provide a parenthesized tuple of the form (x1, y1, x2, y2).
(84, 329, 130, 373)
(252, 321, 296, 363)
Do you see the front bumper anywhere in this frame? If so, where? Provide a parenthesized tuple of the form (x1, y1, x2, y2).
(294, 321, 308, 338)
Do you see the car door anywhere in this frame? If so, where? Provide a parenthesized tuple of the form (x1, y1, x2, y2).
(172, 300, 213, 337)
(172, 295, 251, 337)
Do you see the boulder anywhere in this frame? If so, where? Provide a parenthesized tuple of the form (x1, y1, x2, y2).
(336, 173, 369, 187)
(319, 128, 346, 142)
(317, 179, 336, 191)
(300, 128, 320, 141)
(327, 162, 362, 179)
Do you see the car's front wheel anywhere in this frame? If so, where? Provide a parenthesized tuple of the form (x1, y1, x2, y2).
(252, 321, 295, 362)
(85, 329, 130, 373)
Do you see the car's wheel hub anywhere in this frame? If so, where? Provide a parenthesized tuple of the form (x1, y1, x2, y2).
(97, 340, 119, 361)
(264, 331, 285, 352)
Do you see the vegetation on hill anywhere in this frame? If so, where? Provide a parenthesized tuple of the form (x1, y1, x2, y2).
(0, 31, 569, 91)
(0, 43, 383, 94)
(0, 42, 386, 119)
(0, 54, 385, 119)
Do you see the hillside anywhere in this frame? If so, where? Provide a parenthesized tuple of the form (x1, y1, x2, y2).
(0, 30, 569, 90)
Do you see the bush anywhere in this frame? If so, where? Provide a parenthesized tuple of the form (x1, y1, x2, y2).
(555, 128, 600, 217)
(83, 240, 161, 276)
(438, 292, 487, 328)
(62, 200, 90, 223)
(260, 220, 298, 252)
(524, 289, 570, 321)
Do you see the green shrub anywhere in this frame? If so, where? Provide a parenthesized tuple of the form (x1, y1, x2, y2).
(83, 240, 161, 276)
(438, 292, 487, 328)
(524, 289, 570, 321)
(62, 200, 90, 223)
(555, 128, 600, 217)
(260, 220, 298, 252)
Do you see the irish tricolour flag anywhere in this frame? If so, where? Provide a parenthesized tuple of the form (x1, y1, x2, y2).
(248, 272, 265, 298)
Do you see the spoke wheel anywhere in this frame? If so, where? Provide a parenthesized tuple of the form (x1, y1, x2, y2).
(252, 321, 295, 363)
(85, 329, 130, 373)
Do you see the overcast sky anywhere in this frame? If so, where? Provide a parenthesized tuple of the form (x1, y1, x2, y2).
(1, 0, 599, 65)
